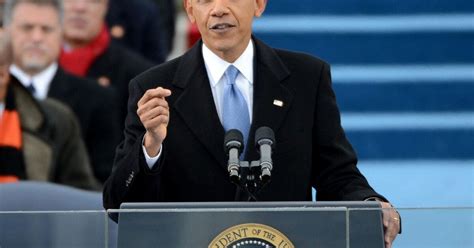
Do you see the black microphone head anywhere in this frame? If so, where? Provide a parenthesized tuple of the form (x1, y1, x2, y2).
(224, 129, 244, 153)
(255, 126, 275, 149)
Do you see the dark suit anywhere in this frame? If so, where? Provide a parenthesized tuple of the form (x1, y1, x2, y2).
(103, 38, 385, 209)
(48, 68, 120, 183)
(86, 41, 154, 133)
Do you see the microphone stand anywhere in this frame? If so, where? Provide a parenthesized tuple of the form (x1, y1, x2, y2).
(231, 160, 272, 201)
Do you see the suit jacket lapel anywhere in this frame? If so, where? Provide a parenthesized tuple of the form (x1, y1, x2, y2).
(247, 38, 293, 160)
(171, 39, 293, 167)
(172, 42, 227, 168)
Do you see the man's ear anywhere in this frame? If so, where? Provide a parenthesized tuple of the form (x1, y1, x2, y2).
(183, 0, 196, 23)
(254, 0, 267, 18)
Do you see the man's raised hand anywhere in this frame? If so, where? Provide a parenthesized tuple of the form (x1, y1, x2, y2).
(137, 87, 172, 156)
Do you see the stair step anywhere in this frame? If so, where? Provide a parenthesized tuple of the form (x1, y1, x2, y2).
(334, 82, 474, 112)
(254, 14, 474, 33)
(264, 0, 474, 14)
(344, 128, 474, 159)
(255, 31, 474, 64)
(253, 14, 474, 64)
(331, 64, 474, 83)
(357, 160, 474, 207)
(341, 113, 474, 130)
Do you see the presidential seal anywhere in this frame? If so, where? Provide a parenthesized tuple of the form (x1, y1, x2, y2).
(209, 223, 294, 248)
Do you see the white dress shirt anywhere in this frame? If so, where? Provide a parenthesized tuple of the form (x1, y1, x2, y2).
(203, 40, 254, 123)
(144, 40, 255, 168)
(10, 63, 58, 100)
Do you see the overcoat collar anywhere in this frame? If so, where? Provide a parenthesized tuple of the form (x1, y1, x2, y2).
(10, 78, 53, 180)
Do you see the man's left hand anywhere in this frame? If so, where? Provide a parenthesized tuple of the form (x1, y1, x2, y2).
(380, 201, 401, 248)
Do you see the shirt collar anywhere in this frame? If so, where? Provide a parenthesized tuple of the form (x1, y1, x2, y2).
(9, 63, 58, 100)
(202, 40, 254, 87)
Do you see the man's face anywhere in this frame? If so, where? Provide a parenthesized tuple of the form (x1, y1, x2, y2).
(185, 0, 266, 62)
(8, 3, 62, 74)
(63, 0, 108, 46)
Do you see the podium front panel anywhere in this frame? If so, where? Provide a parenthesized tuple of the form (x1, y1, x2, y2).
(117, 202, 384, 248)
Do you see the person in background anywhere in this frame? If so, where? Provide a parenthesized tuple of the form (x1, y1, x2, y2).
(3, 0, 120, 184)
(103, 0, 401, 247)
(0, 32, 98, 190)
(106, 0, 169, 63)
(60, 0, 154, 132)
(153, 0, 176, 55)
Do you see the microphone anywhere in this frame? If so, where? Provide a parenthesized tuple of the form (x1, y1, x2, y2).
(224, 129, 244, 184)
(255, 126, 275, 183)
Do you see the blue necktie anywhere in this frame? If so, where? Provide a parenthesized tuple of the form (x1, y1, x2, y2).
(222, 65, 250, 156)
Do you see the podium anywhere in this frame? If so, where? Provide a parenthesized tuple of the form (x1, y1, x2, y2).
(117, 201, 384, 248)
